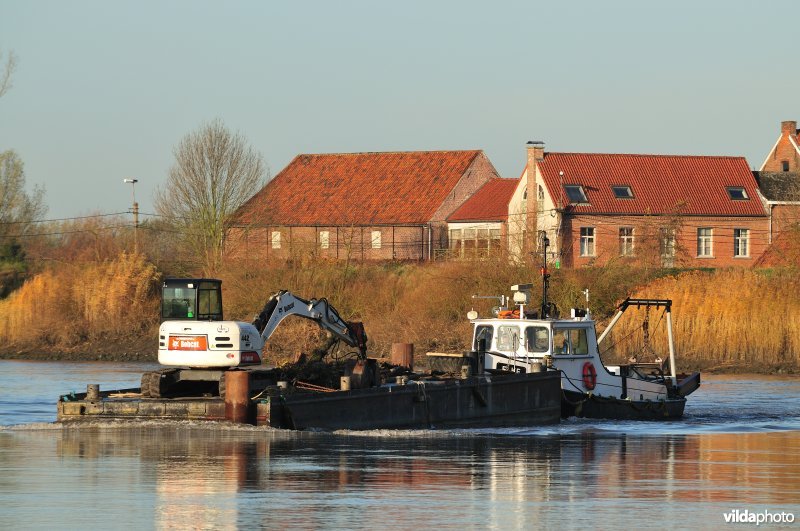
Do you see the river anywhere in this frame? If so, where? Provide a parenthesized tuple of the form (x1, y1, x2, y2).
(1, 360, 799, 529)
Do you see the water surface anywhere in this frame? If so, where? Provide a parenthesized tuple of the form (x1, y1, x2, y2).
(1, 361, 798, 529)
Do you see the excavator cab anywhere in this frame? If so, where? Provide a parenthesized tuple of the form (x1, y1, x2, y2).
(161, 278, 224, 322)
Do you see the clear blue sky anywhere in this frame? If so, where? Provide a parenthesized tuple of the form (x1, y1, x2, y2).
(1, 0, 797, 219)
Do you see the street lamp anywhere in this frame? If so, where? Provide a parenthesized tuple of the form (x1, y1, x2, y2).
(123, 178, 138, 205)
(123, 178, 139, 252)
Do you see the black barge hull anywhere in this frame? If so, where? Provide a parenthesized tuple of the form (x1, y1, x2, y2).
(259, 371, 562, 430)
(562, 390, 686, 420)
(58, 371, 562, 430)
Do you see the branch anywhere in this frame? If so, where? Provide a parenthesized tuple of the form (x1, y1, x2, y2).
(0, 50, 18, 99)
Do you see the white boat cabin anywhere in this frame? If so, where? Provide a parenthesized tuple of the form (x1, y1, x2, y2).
(470, 309, 674, 403)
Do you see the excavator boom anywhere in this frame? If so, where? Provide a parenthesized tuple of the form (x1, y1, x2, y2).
(252, 290, 367, 358)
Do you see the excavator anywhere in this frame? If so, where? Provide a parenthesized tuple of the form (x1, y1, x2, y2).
(140, 278, 368, 398)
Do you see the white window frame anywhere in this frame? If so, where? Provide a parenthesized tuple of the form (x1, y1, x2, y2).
(565, 185, 588, 204)
(271, 231, 281, 249)
(496, 325, 521, 352)
(726, 187, 749, 200)
(319, 230, 330, 250)
(660, 228, 676, 267)
(537, 185, 545, 211)
(734, 228, 749, 257)
(619, 227, 634, 256)
(612, 185, 634, 199)
(371, 230, 382, 249)
(580, 227, 595, 257)
(697, 228, 713, 257)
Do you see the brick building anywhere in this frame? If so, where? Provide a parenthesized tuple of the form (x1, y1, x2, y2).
(761, 120, 800, 173)
(225, 150, 500, 261)
(756, 119, 800, 241)
(446, 177, 519, 258)
(514, 142, 769, 268)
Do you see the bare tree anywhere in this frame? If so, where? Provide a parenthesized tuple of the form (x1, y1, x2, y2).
(0, 49, 17, 99)
(0, 150, 46, 240)
(156, 119, 266, 273)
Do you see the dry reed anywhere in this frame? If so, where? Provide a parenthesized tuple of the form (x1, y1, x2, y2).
(605, 269, 800, 370)
(0, 253, 160, 347)
(1, 251, 797, 372)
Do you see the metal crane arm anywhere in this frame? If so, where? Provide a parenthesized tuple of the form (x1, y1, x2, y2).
(251, 291, 367, 358)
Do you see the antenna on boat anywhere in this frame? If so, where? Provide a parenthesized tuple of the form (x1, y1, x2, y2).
(539, 231, 551, 318)
(472, 294, 507, 318)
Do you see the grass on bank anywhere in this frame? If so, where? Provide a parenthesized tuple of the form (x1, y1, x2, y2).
(0, 252, 797, 372)
(0, 253, 160, 348)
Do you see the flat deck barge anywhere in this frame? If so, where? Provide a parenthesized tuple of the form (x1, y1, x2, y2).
(57, 370, 562, 430)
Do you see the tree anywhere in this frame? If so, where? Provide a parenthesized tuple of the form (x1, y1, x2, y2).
(155, 119, 266, 273)
(0, 150, 45, 297)
(0, 150, 46, 243)
(0, 49, 17, 99)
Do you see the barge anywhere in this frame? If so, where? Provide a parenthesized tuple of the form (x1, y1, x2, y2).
(56, 277, 562, 429)
(58, 365, 562, 429)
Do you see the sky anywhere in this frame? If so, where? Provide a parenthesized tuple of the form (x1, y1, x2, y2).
(1, 0, 798, 219)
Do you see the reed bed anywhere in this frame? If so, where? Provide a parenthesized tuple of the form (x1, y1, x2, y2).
(0, 253, 160, 347)
(606, 269, 800, 370)
(1, 252, 797, 372)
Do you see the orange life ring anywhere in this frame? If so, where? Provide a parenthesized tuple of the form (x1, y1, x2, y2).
(582, 362, 597, 390)
(498, 310, 520, 319)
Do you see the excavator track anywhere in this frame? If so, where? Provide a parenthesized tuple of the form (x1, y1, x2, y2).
(140, 371, 161, 398)
(140, 369, 181, 398)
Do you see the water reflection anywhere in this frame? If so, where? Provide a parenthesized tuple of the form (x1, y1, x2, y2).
(1, 425, 790, 528)
(3, 363, 798, 528)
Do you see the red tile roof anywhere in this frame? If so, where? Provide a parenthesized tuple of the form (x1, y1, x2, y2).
(538, 153, 766, 216)
(755, 227, 800, 267)
(233, 150, 483, 225)
(447, 178, 519, 222)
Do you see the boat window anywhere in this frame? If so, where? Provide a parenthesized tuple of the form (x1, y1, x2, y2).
(553, 328, 590, 356)
(496, 325, 520, 352)
(553, 329, 569, 355)
(570, 329, 589, 355)
(473, 325, 494, 351)
(525, 326, 549, 353)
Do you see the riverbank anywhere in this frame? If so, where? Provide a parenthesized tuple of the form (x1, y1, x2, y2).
(1, 257, 799, 375)
(0, 334, 156, 363)
(1, 334, 797, 375)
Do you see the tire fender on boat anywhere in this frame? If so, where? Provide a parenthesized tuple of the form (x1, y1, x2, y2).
(582, 362, 597, 390)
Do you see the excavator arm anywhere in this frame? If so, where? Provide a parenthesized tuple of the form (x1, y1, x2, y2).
(251, 290, 367, 359)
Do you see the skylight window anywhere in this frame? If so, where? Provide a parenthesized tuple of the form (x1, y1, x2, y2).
(612, 186, 634, 199)
(564, 185, 588, 204)
(726, 187, 749, 200)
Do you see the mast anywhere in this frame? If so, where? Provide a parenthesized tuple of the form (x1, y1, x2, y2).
(539, 230, 551, 318)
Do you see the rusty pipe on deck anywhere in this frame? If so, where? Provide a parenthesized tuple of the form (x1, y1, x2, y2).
(224, 371, 251, 424)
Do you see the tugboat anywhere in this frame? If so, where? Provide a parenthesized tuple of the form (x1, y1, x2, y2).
(468, 233, 700, 420)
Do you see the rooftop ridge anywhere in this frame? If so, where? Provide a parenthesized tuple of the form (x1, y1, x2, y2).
(544, 152, 746, 160)
(294, 149, 482, 157)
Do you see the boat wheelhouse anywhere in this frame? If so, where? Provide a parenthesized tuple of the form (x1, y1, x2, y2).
(469, 294, 700, 419)
(466, 232, 700, 420)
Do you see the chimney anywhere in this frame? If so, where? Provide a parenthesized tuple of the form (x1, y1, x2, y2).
(781, 120, 797, 136)
(527, 140, 545, 164)
(525, 141, 545, 244)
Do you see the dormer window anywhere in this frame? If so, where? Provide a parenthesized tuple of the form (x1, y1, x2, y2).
(564, 185, 588, 204)
(726, 187, 749, 201)
(612, 185, 634, 199)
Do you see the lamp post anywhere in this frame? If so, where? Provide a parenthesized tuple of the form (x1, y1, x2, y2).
(123, 178, 139, 253)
